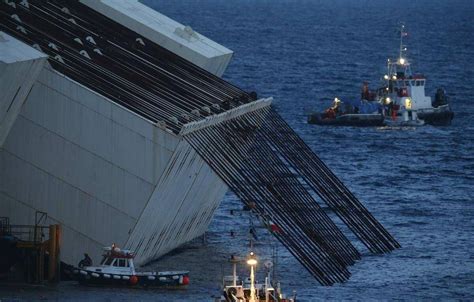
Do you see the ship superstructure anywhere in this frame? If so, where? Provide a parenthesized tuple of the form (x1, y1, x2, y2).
(378, 25, 453, 125)
(1, 0, 399, 285)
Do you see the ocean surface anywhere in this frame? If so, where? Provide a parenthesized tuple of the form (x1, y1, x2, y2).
(2, 0, 473, 301)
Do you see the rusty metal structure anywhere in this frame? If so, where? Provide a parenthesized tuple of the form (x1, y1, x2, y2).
(0, 213, 61, 283)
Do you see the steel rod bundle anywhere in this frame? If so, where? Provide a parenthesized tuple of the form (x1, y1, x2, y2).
(0, 0, 252, 133)
(262, 110, 401, 253)
(185, 109, 352, 285)
(184, 106, 399, 285)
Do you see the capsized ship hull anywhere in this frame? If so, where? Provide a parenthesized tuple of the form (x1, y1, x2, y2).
(0, 0, 233, 267)
(0, 64, 229, 266)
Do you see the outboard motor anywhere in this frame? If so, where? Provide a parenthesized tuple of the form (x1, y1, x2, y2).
(433, 88, 448, 107)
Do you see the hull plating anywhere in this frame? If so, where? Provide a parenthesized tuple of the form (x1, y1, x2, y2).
(0, 67, 228, 266)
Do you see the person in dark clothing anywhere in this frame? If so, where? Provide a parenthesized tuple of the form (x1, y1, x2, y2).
(433, 88, 448, 107)
(361, 81, 370, 100)
(78, 253, 92, 268)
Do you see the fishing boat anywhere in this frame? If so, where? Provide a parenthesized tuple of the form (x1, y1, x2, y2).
(308, 25, 454, 127)
(73, 244, 189, 288)
(217, 251, 295, 302)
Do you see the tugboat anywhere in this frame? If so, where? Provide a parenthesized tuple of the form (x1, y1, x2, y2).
(73, 244, 189, 288)
(217, 251, 295, 302)
(308, 25, 453, 127)
(377, 24, 453, 126)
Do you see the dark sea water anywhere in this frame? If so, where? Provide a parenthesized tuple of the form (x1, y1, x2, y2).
(2, 0, 473, 301)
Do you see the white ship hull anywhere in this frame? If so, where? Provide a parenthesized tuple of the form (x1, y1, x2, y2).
(0, 66, 228, 266)
(0, 0, 237, 267)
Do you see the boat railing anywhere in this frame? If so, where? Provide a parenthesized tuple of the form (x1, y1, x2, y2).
(3, 224, 50, 244)
(0, 213, 51, 245)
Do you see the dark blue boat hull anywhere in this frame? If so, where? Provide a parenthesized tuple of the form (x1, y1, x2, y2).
(308, 113, 385, 127)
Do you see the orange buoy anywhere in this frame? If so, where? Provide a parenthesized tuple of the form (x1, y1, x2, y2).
(182, 275, 190, 285)
(129, 275, 138, 285)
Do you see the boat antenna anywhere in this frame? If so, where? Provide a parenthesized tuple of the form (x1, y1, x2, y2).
(399, 23, 408, 64)
(272, 244, 278, 283)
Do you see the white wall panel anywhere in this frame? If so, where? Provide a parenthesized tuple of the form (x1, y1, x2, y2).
(0, 191, 113, 265)
(0, 66, 184, 266)
(3, 116, 152, 219)
(0, 150, 135, 264)
(21, 70, 179, 185)
(0, 32, 47, 146)
(0, 192, 37, 226)
(126, 140, 228, 265)
(36, 67, 176, 144)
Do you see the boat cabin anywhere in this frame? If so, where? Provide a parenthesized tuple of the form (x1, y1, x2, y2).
(383, 55, 432, 111)
(380, 25, 434, 111)
(220, 252, 294, 302)
(387, 75, 432, 110)
(89, 246, 136, 275)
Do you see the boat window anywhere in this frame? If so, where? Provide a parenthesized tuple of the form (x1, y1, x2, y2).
(109, 259, 128, 267)
(111, 259, 118, 267)
(415, 80, 420, 86)
(103, 257, 113, 265)
(405, 81, 410, 86)
(119, 259, 127, 267)
(421, 80, 425, 86)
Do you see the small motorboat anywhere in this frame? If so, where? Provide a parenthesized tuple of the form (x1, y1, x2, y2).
(73, 244, 189, 288)
(216, 251, 296, 302)
(413, 92, 453, 126)
(307, 98, 385, 127)
(308, 112, 385, 127)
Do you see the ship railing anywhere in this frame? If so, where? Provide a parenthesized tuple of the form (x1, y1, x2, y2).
(1, 223, 50, 244)
(0, 217, 11, 236)
(0, 212, 50, 244)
